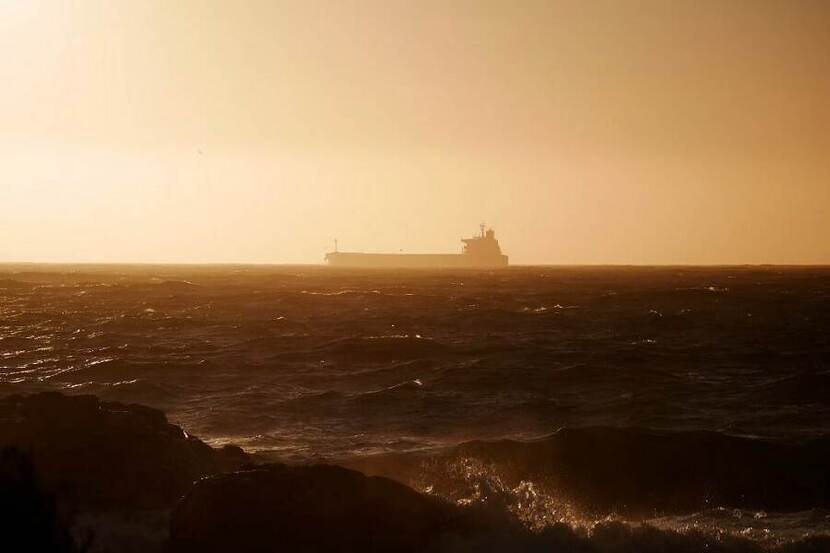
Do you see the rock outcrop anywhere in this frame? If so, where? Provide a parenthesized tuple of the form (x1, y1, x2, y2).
(168, 463, 489, 553)
(0, 392, 249, 512)
(0, 446, 78, 553)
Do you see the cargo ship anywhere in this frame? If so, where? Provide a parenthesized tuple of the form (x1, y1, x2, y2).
(325, 225, 509, 268)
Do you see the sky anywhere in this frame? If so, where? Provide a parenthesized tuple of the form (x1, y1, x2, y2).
(1, 0, 828, 264)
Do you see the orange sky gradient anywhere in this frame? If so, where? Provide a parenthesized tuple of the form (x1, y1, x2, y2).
(2, 0, 828, 264)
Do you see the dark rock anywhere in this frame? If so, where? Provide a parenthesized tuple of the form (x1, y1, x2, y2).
(0, 446, 79, 553)
(0, 392, 250, 512)
(167, 463, 487, 553)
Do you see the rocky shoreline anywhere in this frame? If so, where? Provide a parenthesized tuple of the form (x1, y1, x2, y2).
(1, 392, 827, 552)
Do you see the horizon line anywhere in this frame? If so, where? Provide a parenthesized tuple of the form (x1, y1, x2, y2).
(1, 261, 829, 269)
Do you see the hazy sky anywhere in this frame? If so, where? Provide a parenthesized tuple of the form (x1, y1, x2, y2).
(2, 0, 828, 264)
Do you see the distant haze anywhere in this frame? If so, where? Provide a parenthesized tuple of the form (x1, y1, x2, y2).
(2, 0, 828, 264)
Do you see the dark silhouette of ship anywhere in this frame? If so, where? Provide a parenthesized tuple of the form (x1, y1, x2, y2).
(325, 225, 509, 268)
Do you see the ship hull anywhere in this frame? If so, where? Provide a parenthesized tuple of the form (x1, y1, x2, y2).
(325, 252, 508, 268)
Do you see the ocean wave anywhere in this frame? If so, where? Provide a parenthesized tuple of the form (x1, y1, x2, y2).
(149, 279, 201, 288)
(512, 520, 830, 553)
(353, 379, 425, 403)
(0, 278, 33, 290)
(347, 426, 830, 518)
(321, 335, 451, 362)
(300, 289, 382, 296)
(54, 358, 216, 383)
(756, 370, 830, 405)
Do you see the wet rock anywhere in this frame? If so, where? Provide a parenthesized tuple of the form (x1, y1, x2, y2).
(0, 446, 78, 553)
(0, 392, 250, 512)
(168, 463, 482, 553)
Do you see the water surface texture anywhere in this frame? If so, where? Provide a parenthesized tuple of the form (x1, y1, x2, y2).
(2, 265, 829, 544)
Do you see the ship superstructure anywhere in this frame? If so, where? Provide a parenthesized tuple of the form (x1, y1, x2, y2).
(325, 225, 508, 268)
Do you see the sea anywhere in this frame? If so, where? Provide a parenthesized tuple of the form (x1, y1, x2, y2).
(1, 264, 829, 547)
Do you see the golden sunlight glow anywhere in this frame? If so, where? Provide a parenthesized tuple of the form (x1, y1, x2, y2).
(1, 1, 828, 264)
